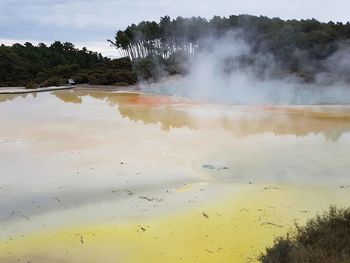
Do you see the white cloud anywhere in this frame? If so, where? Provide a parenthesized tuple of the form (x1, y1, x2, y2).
(0, 38, 118, 58)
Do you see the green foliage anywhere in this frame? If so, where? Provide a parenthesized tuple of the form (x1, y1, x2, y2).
(132, 58, 159, 80)
(111, 15, 350, 82)
(165, 51, 189, 75)
(259, 206, 350, 263)
(87, 69, 137, 86)
(71, 73, 89, 84)
(2, 15, 350, 87)
(40, 76, 65, 87)
(0, 42, 139, 87)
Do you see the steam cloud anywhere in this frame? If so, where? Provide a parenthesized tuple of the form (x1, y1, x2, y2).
(143, 31, 350, 105)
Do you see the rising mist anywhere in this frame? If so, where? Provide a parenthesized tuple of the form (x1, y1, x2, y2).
(142, 30, 350, 105)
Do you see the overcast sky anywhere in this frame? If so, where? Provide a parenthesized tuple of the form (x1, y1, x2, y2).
(1, 0, 349, 57)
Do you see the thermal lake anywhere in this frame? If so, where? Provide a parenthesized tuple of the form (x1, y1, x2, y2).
(0, 90, 350, 263)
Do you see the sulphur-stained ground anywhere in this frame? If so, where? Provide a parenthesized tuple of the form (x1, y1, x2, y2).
(0, 90, 350, 263)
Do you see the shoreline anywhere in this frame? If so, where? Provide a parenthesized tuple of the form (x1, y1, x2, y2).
(0, 85, 73, 94)
(0, 75, 182, 94)
(0, 83, 142, 95)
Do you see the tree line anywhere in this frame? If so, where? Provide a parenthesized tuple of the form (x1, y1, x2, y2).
(2, 15, 350, 88)
(110, 15, 350, 82)
(0, 41, 140, 88)
(0, 40, 186, 88)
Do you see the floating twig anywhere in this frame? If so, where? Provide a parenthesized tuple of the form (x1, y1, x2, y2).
(261, 222, 283, 228)
(202, 212, 209, 219)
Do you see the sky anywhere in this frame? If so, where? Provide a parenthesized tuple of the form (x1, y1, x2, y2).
(1, 0, 349, 57)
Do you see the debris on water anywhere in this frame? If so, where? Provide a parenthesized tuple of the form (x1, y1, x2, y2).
(204, 246, 223, 254)
(80, 236, 84, 244)
(340, 185, 349, 189)
(246, 257, 254, 262)
(53, 197, 61, 202)
(21, 215, 30, 220)
(202, 212, 209, 219)
(202, 164, 215, 169)
(126, 190, 135, 195)
(264, 186, 279, 190)
(261, 222, 283, 228)
(137, 225, 147, 232)
(112, 189, 135, 196)
(202, 164, 229, 171)
(139, 196, 153, 201)
(138, 196, 163, 202)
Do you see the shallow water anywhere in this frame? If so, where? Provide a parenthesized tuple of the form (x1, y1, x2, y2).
(0, 90, 350, 262)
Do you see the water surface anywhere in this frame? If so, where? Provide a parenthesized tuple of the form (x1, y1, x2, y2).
(1, 90, 350, 262)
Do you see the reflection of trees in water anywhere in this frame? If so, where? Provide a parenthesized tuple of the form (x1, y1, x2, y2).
(52, 90, 198, 131)
(52, 90, 118, 104)
(118, 106, 198, 131)
(37, 91, 350, 141)
(53, 91, 83, 104)
(0, 93, 33, 103)
(219, 113, 350, 142)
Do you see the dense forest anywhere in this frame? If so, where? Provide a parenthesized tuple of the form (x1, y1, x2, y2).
(0, 42, 140, 87)
(110, 15, 350, 60)
(110, 15, 350, 83)
(1, 14, 350, 88)
(0, 40, 185, 88)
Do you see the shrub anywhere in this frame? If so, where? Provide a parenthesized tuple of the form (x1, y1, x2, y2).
(88, 73, 103, 85)
(40, 76, 64, 87)
(72, 73, 89, 84)
(259, 206, 350, 263)
(25, 81, 39, 89)
(113, 82, 129, 86)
